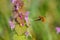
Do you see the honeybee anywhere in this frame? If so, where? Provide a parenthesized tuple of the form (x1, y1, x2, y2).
(35, 16, 46, 22)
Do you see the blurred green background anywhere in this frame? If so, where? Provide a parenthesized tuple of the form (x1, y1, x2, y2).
(0, 0, 60, 40)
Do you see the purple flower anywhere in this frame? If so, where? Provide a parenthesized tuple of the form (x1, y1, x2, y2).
(25, 11, 29, 22)
(19, 15, 23, 19)
(16, 6, 19, 10)
(25, 17, 28, 22)
(20, 23, 24, 26)
(25, 11, 29, 17)
(14, 5, 19, 11)
(9, 20, 15, 30)
(25, 11, 30, 26)
(25, 32, 29, 37)
(56, 27, 60, 34)
(11, 0, 16, 3)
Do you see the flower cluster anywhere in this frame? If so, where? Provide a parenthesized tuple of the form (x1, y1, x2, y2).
(9, 0, 30, 29)
(9, 0, 31, 38)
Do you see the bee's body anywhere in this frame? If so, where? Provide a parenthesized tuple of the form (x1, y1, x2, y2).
(35, 16, 46, 22)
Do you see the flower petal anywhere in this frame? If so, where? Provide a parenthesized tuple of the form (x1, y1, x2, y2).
(9, 20, 15, 30)
(56, 27, 60, 34)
